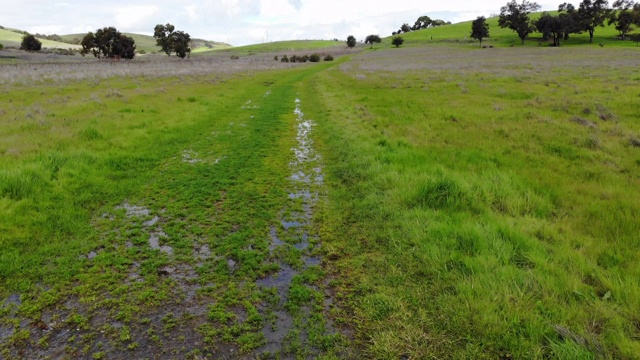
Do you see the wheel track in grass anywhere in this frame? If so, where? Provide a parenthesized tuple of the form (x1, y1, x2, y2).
(0, 64, 345, 359)
(253, 97, 334, 358)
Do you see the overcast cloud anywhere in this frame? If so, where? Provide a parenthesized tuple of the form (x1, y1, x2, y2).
(0, 0, 557, 46)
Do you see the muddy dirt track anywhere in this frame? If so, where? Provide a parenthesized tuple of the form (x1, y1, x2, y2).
(0, 74, 347, 359)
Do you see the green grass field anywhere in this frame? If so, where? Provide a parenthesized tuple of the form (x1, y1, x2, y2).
(1, 15, 640, 359)
(0, 29, 80, 49)
(305, 45, 640, 358)
(202, 39, 345, 55)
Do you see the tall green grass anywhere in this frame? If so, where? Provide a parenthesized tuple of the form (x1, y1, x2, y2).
(303, 46, 640, 358)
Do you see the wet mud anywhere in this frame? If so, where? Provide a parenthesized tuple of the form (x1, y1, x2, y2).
(253, 98, 335, 358)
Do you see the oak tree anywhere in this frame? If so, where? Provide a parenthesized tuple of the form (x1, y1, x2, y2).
(471, 16, 490, 47)
(347, 35, 357, 48)
(498, 0, 541, 44)
(365, 35, 381, 49)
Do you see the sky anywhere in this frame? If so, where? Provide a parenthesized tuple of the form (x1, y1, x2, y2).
(0, 0, 557, 46)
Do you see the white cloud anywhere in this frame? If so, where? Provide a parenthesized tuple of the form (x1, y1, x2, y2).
(288, 0, 303, 10)
(114, 5, 160, 31)
(0, 0, 559, 46)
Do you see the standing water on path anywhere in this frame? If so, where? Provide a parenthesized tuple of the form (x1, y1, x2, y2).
(256, 98, 336, 357)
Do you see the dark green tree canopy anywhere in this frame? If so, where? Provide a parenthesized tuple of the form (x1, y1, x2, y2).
(154, 23, 191, 57)
(536, 12, 575, 45)
(171, 31, 191, 59)
(471, 16, 490, 47)
(608, 1, 640, 39)
(81, 27, 136, 59)
(498, 0, 541, 44)
(154, 23, 176, 55)
(20, 34, 42, 52)
(563, 0, 613, 42)
(365, 34, 382, 49)
(392, 36, 405, 47)
(346, 35, 357, 48)
(414, 15, 432, 30)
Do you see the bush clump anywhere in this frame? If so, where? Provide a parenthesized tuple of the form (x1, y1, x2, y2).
(20, 34, 42, 52)
(280, 55, 289, 63)
(324, 54, 334, 61)
(309, 53, 320, 62)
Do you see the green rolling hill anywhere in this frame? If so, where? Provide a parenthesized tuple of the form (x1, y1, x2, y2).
(0, 28, 80, 49)
(387, 12, 635, 47)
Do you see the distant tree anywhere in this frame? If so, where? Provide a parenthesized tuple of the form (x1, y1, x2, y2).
(365, 34, 382, 49)
(20, 34, 42, 51)
(536, 12, 575, 45)
(415, 15, 432, 29)
(471, 16, 490, 47)
(431, 19, 449, 27)
(80, 27, 136, 59)
(608, 1, 640, 39)
(498, 0, 541, 44)
(575, 0, 613, 43)
(400, 23, 412, 33)
(154, 23, 175, 55)
(392, 36, 405, 47)
(153, 24, 191, 58)
(171, 31, 191, 59)
(347, 35, 357, 48)
(392, 31, 398, 35)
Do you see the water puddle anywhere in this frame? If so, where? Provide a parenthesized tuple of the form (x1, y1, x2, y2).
(114, 202, 174, 256)
(255, 97, 334, 356)
(115, 202, 150, 218)
(182, 149, 203, 164)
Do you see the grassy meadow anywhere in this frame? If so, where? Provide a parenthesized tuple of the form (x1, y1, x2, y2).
(1, 27, 640, 359)
(302, 45, 640, 359)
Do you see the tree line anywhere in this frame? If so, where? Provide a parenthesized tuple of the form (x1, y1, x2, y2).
(16, 23, 192, 59)
(471, 0, 640, 47)
(392, 15, 452, 36)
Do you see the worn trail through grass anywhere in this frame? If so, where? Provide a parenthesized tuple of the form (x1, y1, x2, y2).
(0, 63, 344, 358)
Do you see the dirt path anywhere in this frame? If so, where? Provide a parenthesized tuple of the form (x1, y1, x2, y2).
(0, 68, 344, 359)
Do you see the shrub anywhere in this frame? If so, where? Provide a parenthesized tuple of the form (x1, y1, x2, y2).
(280, 55, 289, 63)
(0, 43, 3, 50)
(392, 36, 405, 48)
(274, 55, 278, 61)
(230, 55, 239, 60)
(300, 55, 309, 62)
(324, 55, 334, 61)
(309, 53, 320, 62)
(289, 55, 299, 63)
(138, 49, 146, 55)
(20, 34, 42, 52)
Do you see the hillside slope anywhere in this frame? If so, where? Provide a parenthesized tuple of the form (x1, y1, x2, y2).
(59, 33, 231, 54)
(0, 29, 80, 49)
(390, 12, 634, 47)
